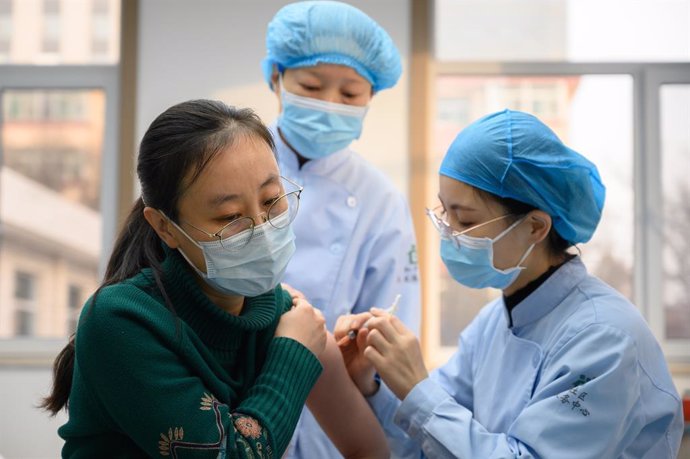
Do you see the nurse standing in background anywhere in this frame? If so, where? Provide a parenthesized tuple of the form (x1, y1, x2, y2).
(337, 109, 684, 458)
(262, 1, 421, 457)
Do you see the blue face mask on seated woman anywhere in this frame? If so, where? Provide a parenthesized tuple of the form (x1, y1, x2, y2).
(428, 211, 534, 290)
(168, 211, 296, 297)
(277, 82, 368, 160)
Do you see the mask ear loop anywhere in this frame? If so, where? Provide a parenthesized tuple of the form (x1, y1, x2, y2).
(156, 210, 211, 275)
(491, 216, 525, 242)
(158, 210, 204, 250)
(493, 215, 535, 269)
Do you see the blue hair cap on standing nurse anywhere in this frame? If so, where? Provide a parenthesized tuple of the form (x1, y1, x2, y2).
(262, 0, 402, 92)
(440, 109, 606, 245)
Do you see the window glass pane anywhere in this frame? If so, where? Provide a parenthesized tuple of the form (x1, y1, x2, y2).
(13, 271, 36, 336)
(14, 271, 35, 300)
(0, 0, 120, 65)
(0, 89, 104, 338)
(431, 74, 634, 350)
(661, 84, 690, 339)
(435, 0, 690, 62)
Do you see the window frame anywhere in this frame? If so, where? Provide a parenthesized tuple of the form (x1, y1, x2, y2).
(643, 64, 690, 360)
(0, 64, 119, 362)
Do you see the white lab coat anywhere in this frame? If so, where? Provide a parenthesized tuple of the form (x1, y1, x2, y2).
(271, 125, 421, 459)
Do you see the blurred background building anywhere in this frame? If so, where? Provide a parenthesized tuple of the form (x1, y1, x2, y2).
(0, 0, 688, 457)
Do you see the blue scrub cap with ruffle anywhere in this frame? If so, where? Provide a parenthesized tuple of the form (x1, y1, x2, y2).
(262, 1, 402, 92)
(440, 109, 606, 245)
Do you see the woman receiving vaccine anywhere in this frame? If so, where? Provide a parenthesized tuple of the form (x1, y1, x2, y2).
(42, 100, 388, 458)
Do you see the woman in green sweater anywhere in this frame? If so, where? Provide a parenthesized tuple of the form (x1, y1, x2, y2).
(42, 99, 388, 458)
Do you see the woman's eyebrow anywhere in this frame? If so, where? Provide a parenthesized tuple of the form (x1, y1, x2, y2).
(208, 174, 280, 207)
(449, 203, 477, 212)
(259, 174, 280, 189)
(438, 194, 476, 212)
(208, 192, 240, 207)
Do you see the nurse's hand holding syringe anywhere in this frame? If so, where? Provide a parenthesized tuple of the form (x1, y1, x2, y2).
(335, 294, 428, 400)
(345, 294, 401, 341)
(334, 295, 400, 396)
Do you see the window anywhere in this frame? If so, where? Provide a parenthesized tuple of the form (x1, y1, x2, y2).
(14, 271, 36, 336)
(0, 2, 120, 341)
(1, 88, 106, 338)
(0, 4, 121, 455)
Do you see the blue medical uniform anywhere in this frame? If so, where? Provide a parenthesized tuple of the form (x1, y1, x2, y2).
(369, 257, 683, 458)
(271, 125, 422, 458)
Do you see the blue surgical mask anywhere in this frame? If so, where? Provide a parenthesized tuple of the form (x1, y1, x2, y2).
(171, 212, 296, 297)
(440, 216, 534, 290)
(277, 80, 368, 160)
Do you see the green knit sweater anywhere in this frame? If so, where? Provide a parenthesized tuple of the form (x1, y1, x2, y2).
(58, 250, 323, 458)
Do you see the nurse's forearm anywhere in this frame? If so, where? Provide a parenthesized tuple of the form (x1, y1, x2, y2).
(307, 334, 389, 459)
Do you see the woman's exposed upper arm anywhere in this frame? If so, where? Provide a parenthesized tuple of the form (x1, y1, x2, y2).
(306, 333, 389, 459)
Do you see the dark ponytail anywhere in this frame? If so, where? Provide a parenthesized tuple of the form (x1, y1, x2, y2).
(41, 100, 275, 415)
(103, 197, 165, 285)
(40, 334, 75, 415)
(40, 199, 168, 415)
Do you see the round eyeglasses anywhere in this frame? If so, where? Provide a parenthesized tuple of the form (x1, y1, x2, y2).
(183, 176, 303, 251)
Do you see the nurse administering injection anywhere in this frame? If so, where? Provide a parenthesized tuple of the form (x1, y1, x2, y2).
(336, 109, 683, 459)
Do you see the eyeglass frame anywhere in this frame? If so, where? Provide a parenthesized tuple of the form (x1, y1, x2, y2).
(164, 175, 303, 248)
(426, 205, 517, 246)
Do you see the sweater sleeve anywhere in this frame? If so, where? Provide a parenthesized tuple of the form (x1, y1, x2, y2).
(74, 286, 322, 458)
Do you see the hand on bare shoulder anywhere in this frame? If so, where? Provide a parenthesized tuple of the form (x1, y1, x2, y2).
(275, 298, 327, 357)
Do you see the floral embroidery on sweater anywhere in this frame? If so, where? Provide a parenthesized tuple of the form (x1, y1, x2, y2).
(157, 393, 272, 458)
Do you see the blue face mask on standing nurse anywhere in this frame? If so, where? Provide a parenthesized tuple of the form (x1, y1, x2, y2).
(278, 77, 369, 160)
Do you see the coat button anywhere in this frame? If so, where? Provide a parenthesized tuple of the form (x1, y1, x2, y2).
(347, 196, 357, 208)
(330, 243, 343, 254)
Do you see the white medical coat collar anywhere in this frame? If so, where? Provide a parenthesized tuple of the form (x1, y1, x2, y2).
(270, 123, 352, 175)
(504, 256, 587, 330)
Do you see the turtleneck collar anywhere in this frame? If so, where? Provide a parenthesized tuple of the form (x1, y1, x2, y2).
(156, 248, 282, 349)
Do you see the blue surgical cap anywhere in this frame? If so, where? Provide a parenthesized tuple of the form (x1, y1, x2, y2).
(262, 1, 402, 92)
(440, 109, 606, 244)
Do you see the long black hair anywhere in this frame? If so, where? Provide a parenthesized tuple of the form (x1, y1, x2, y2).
(40, 100, 275, 415)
